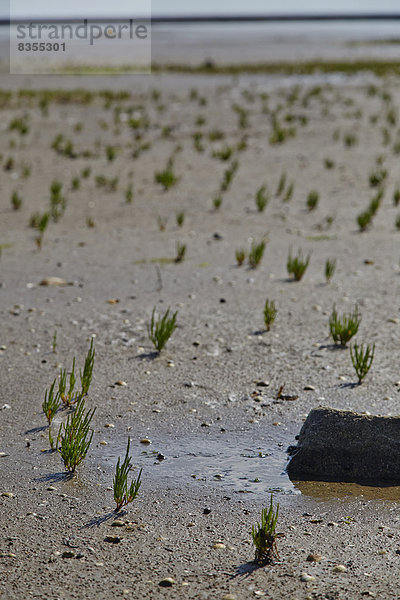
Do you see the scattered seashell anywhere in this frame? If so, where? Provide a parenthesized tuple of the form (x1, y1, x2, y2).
(307, 553, 325, 562)
(159, 578, 175, 587)
(140, 438, 151, 445)
(304, 385, 315, 391)
(300, 573, 316, 582)
(107, 299, 120, 304)
(39, 277, 68, 286)
(213, 543, 226, 549)
(333, 565, 347, 573)
(115, 380, 127, 386)
(1, 492, 14, 498)
(111, 520, 125, 527)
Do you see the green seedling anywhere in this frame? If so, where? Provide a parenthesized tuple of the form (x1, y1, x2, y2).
(248, 239, 266, 269)
(350, 342, 375, 384)
(21, 163, 31, 179)
(255, 185, 269, 212)
(276, 172, 286, 197)
(95, 175, 118, 192)
(81, 167, 91, 179)
(287, 248, 311, 281)
(252, 494, 280, 565)
(125, 183, 133, 203)
(86, 217, 95, 228)
(213, 196, 223, 211)
(393, 188, 400, 206)
(192, 132, 204, 152)
(329, 305, 361, 346)
(11, 191, 22, 210)
(213, 146, 233, 161)
(283, 182, 294, 202)
(113, 438, 142, 511)
(357, 209, 373, 231)
(264, 299, 277, 331)
(147, 307, 178, 353)
(176, 211, 185, 227)
(344, 132, 357, 147)
(71, 177, 80, 191)
(369, 188, 383, 215)
(59, 357, 79, 407)
(50, 180, 65, 222)
(175, 242, 186, 263)
(52, 330, 57, 353)
(42, 379, 61, 450)
(396, 215, 400, 230)
(106, 146, 118, 162)
(80, 338, 95, 397)
(325, 258, 336, 283)
(58, 397, 96, 473)
(155, 160, 178, 191)
(235, 248, 246, 266)
(9, 115, 29, 135)
(220, 160, 238, 192)
(306, 190, 319, 211)
(324, 158, 335, 169)
(369, 168, 387, 188)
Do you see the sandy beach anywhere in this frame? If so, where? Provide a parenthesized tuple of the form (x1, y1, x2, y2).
(1, 23, 400, 599)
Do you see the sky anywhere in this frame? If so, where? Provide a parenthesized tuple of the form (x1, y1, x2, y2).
(3, 0, 400, 18)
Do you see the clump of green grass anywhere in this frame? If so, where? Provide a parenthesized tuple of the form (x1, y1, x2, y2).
(125, 183, 133, 203)
(287, 248, 311, 281)
(42, 379, 61, 450)
(276, 172, 286, 197)
(175, 242, 186, 263)
(393, 188, 400, 206)
(71, 176, 80, 191)
(11, 191, 22, 210)
(59, 358, 78, 407)
(50, 180, 66, 222)
(176, 211, 185, 227)
(329, 305, 361, 346)
(252, 494, 280, 565)
(213, 196, 223, 211)
(81, 166, 91, 179)
(344, 132, 358, 147)
(306, 190, 319, 211)
(395, 215, 400, 230)
(113, 438, 142, 511)
(255, 185, 269, 212)
(264, 299, 277, 331)
(106, 146, 118, 162)
(147, 307, 178, 353)
(9, 115, 29, 136)
(325, 258, 336, 283)
(324, 158, 335, 169)
(235, 248, 246, 266)
(283, 182, 294, 203)
(213, 145, 233, 161)
(95, 175, 118, 192)
(220, 160, 238, 192)
(248, 239, 266, 269)
(369, 167, 387, 188)
(80, 339, 95, 397)
(155, 159, 178, 191)
(357, 209, 373, 231)
(58, 397, 96, 473)
(350, 342, 375, 384)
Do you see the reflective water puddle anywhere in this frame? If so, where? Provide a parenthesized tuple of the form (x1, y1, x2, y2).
(98, 431, 400, 502)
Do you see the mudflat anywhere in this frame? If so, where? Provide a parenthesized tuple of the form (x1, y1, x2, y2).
(1, 27, 400, 599)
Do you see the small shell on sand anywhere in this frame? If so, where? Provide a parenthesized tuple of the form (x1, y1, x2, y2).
(39, 277, 68, 286)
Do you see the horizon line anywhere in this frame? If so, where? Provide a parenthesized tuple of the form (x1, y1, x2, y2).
(2, 13, 400, 25)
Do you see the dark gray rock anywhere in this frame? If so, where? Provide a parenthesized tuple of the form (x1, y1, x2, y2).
(287, 407, 400, 482)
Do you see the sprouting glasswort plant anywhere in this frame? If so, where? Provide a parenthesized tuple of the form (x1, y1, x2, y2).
(264, 299, 277, 331)
(252, 494, 280, 565)
(325, 258, 336, 283)
(287, 248, 311, 281)
(80, 338, 95, 396)
(329, 305, 361, 346)
(248, 239, 266, 269)
(147, 307, 178, 352)
(58, 397, 96, 472)
(42, 379, 61, 450)
(350, 342, 375, 383)
(113, 438, 142, 511)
